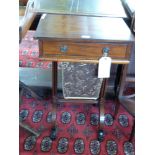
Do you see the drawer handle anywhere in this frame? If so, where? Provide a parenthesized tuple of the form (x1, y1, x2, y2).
(103, 47, 110, 56)
(60, 45, 68, 53)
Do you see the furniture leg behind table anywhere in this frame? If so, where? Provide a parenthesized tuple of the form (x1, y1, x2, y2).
(50, 61, 58, 140)
(113, 65, 128, 119)
(115, 63, 135, 142)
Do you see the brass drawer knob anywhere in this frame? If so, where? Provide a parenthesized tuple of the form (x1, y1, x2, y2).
(60, 45, 68, 53)
(103, 47, 110, 56)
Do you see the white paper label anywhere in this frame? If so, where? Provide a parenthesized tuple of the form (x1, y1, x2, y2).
(41, 14, 47, 19)
(81, 35, 91, 38)
(98, 57, 112, 78)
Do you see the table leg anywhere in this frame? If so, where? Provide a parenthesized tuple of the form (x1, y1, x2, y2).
(114, 64, 123, 96)
(50, 61, 57, 140)
(113, 65, 128, 119)
(98, 79, 108, 142)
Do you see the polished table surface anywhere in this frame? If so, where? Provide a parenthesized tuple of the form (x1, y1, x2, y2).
(33, 0, 127, 18)
(34, 15, 133, 41)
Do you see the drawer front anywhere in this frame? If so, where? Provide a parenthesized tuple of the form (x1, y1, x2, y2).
(42, 41, 128, 59)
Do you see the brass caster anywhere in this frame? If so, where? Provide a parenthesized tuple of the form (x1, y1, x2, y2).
(50, 127, 57, 140)
(98, 129, 105, 142)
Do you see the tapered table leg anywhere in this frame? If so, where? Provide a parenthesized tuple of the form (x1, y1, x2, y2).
(98, 79, 108, 142)
(50, 61, 57, 140)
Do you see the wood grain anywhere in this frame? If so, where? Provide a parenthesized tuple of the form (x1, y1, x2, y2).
(19, 12, 36, 41)
(34, 14, 134, 42)
(19, 6, 26, 16)
(39, 56, 130, 64)
(41, 41, 128, 59)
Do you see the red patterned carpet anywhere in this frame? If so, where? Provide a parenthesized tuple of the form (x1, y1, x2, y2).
(19, 31, 53, 69)
(19, 93, 134, 155)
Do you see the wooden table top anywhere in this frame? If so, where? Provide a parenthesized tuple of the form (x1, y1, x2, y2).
(34, 14, 134, 43)
(33, 0, 127, 18)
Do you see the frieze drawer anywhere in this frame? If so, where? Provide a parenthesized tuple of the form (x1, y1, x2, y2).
(40, 41, 129, 59)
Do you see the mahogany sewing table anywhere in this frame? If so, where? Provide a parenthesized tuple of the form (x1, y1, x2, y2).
(34, 13, 134, 142)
